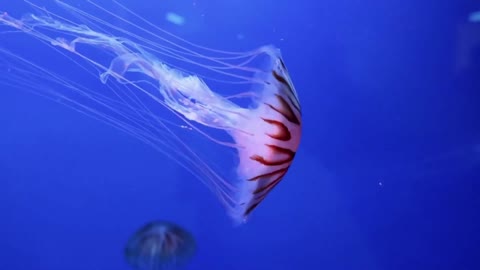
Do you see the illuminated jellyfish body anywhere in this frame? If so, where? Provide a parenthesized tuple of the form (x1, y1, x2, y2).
(0, 1, 302, 223)
(125, 221, 196, 270)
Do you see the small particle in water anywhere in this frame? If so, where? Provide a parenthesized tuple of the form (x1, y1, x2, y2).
(378, 181, 383, 186)
(236, 33, 245, 40)
(165, 12, 185, 26)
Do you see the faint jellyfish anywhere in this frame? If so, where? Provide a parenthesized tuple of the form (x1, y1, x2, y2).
(125, 221, 196, 270)
(374, 141, 480, 182)
(415, 142, 480, 176)
(473, 143, 480, 155)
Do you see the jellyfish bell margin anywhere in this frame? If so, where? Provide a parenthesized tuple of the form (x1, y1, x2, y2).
(0, 1, 303, 224)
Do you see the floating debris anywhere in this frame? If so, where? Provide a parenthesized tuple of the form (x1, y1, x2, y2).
(165, 12, 185, 26)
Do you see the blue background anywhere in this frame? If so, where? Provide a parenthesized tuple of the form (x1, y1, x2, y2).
(1, 0, 479, 269)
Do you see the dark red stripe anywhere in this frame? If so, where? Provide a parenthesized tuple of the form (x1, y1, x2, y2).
(250, 144, 295, 166)
(248, 167, 289, 181)
(265, 94, 300, 125)
(262, 118, 291, 141)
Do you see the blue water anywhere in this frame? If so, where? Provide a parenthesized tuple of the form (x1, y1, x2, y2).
(1, 0, 479, 269)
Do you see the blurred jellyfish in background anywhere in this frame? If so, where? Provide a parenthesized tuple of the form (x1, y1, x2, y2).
(468, 10, 480, 23)
(374, 141, 480, 182)
(415, 142, 480, 177)
(455, 10, 480, 73)
(125, 221, 196, 270)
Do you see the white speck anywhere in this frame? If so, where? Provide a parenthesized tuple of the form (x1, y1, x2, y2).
(165, 12, 185, 26)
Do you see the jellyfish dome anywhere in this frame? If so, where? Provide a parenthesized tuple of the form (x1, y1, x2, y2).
(125, 221, 196, 270)
(0, 0, 302, 223)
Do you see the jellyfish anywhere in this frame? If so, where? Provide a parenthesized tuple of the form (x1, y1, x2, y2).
(0, 0, 302, 224)
(125, 221, 196, 270)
